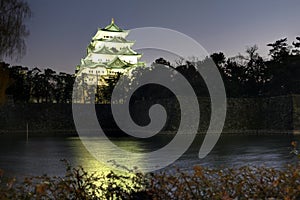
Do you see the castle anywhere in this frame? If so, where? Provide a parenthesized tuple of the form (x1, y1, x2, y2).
(76, 18, 145, 86)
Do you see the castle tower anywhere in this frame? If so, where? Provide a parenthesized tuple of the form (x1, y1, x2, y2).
(76, 18, 145, 86)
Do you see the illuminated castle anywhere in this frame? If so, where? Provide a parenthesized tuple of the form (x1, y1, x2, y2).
(76, 18, 144, 86)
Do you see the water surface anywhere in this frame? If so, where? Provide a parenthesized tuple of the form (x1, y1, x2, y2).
(0, 134, 298, 177)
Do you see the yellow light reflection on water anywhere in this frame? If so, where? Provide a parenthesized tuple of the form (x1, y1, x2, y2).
(68, 136, 147, 195)
(69, 136, 147, 173)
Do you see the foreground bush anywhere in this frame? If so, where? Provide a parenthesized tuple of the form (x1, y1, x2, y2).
(147, 142, 300, 199)
(0, 160, 148, 200)
(1, 160, 300, 199)
(149, 165, 300, 199)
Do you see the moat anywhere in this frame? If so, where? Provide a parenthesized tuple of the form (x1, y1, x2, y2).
(0, 134, 298, 177)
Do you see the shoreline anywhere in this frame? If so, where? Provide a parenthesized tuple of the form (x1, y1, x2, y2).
(0, 129, 297, 137)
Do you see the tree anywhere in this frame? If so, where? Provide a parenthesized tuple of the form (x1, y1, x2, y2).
(0, 0, 31, 60)
(100, 73, 121, 103)
(27, 67, 41, 102)
(154, 57, 172, 67)
(225, 45, 268, 96)
(267, 38, 290, 63)
(210, 52, 229, 78)
(61, 73, 74, 103)
(211, 52, 226, 67)
(0, 62, 13, 104)
(52, 72, 74, 103)
(41, 68, 56, 103)
(292, 37, 300, 55)
(175, 60, 209, 97)
(5, 65, 31, 103)
(245, 45, 267, 83)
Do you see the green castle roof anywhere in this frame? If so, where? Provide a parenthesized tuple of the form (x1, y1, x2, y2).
(107, 36, 132, 43)
(107, 56, 131, 68)
(93, 37, 133, 43)
(102, 18, 123, 32)
(94, 45, 113, 54)
(118, 46, 139, 55)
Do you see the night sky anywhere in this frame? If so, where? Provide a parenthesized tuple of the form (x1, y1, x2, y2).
(9, 0, 300, 73)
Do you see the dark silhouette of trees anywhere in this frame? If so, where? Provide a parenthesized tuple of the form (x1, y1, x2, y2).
(154, 57, 172, 68)
(0, 62, 12, 104)
(3, 36, 300, 104)
(209, 46, 268, 97)
(292, 37, 300, 55)
(210, 52, 242, 97)
(0, 0, 31, 60)
(222, 59, 244, 97)
(60, 73, 74, 103)
(175, 60, 209, 97)
(41, 68, 56, 103)
(6, 65, 30, 102)
(211, 52, 226, 67)
(267, 38, 290, 63)
(28, 67, 42, 103)
(0, 0, 31, 104)
(263, 37, 300, 95)
(5, 65, 75, 103)
(231, 46, 268, 96)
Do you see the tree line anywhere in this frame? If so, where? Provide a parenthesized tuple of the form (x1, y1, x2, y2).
(209, 37, 300, 97)
(1, 36, 300, 104)
(0, 63, 74, 103)
(129, 36, 300, 100)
